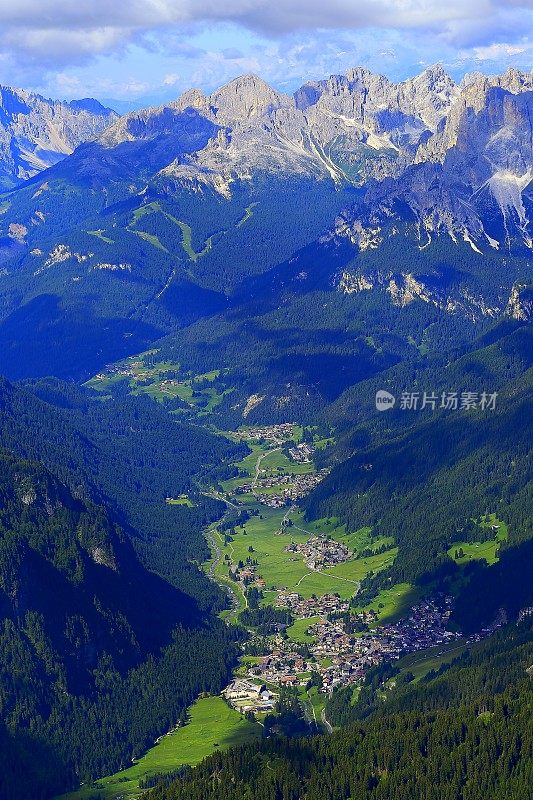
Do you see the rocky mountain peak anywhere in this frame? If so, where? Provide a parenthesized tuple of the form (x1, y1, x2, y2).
(69, 97, 115, 116)
(499, 67, 533, 93)
(210, 73, 289, 121)
(173, 87, 208, 112)
(416, 63, 452, 83)
(2, 65, 529, 258)
(400, 64, 458, 129)
(345, 65, 382, 84)
(0, 85, 118, 185)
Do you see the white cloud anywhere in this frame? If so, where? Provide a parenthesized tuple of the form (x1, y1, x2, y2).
(0, 0, 531, 66)
(0, 0, 530, 102)
(473, 42, 530, 60)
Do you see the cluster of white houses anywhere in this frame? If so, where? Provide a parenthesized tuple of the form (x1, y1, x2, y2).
(223, 679, 276, 714)
(311, 598, 460, 692)
(246, 646, 310, 689)
(287, 442, 315, 463)
(235, 423, 297, 445)
(248, 470, 329, 508)
(285, 536, 352, 570)
(276, 591, 351, 618)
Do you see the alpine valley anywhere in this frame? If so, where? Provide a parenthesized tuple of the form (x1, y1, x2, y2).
(0, 64, 531, 800)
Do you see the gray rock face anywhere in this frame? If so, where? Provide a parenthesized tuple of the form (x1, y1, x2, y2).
(507, 283, 533, 320)
(0, 86, 117, 185)
(95, 66, 531, 252)
(325, 70, 533, 252)
(336, 266, 502, 321)
(5, 65, 531, 254)
(97, 65, 468, 191)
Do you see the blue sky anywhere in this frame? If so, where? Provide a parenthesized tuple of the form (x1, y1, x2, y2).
(0, 1, 531, 109)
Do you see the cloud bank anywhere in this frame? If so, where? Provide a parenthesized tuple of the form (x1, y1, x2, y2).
(0, 0, 531, 65)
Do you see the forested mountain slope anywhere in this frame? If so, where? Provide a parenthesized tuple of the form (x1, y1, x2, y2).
(0, 376, 245, 606)
(304, 360, 532, 595)
(0, 63, 530, 800)
(0, 449, 239, 799)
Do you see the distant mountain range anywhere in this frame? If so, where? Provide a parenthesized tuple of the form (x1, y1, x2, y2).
(0, 65, 530, 380)
(0, 85, 117, 186)
(1, 66, 531, 233)
(93, 64, 532, 248)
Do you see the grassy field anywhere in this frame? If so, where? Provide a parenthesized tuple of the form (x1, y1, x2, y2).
(448, 540, 501, 565)
(166, 495, 194, 507)
(128, 200, 216, 263)
(219, 444, 315, 495)
(236, 202, 258, 228)
(307, 686, 326, 720)
(131, 228, 169, 251)
(396, 640, 468, 683)
(202, 526, 247, 623)
(286, 616, 321, 643)
(301, 685, 326, 730)
(352, 583, 422, 624)
(85, 356, 230, 416)
(211, 508, 396, 602)
(289, 513, 394, 555)
(448, 514, 508, 566)
(85, 355, 180, 391)
(233, 656, 262, 677)
(57, 696, 260, 800)
(87, 229, 114, 243)
(166, 215, 215, 262)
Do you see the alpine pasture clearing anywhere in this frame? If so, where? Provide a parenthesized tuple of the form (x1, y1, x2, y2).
(396, 640, 469, 683)
(352, 583, 422, 624)
(57, 696, 260, 800)
(166, 495, 195, 507)
(217, 509, 396, 601)
(85, 355, 229, 414)
(447, 515, 508, 566)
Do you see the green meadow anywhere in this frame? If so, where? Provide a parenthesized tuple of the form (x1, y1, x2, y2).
(85, 355, 230, 416)
(306, 685, 326, 725)
(131, 228, 168, 251)
(128, 200, 216, 262)
(219, 443, 315, 497)
(236, 202, 258, 228)
(212, 508, 396, 601)
(167, 215, 214, 262)
(286, 615, 321, 643)
(448, 515, 508, 566)
(87, 229, 114, 243)
(352, 583, 422, 624)
(396, 639, 469, 683)
(166, 495, 194, 507)
(56, 696, 260, 800)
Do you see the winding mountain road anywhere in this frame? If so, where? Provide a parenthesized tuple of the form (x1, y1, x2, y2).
(251, 447, 281, 494)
